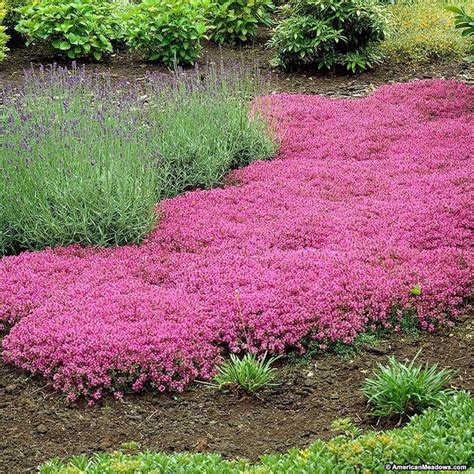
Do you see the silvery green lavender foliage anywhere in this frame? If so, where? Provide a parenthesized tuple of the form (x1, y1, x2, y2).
(0, 63, 277, 255)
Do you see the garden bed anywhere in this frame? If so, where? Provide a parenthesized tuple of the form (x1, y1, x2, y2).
(1, 2, 473, 472)
(1, 77, 473, 400)
(1, 316, 472, 472)
(0, 72, 473, 472)
(1, 39, 473, 95)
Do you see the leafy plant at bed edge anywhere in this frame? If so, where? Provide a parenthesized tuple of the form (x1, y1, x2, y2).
(362, 349, 455, 418)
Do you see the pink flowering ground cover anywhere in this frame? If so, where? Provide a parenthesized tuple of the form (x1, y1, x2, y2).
(1, 80, 473, 401)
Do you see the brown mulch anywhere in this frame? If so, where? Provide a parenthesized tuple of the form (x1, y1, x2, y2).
(1, 36, 473, 96)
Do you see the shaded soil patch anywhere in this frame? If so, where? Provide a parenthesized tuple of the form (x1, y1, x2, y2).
(1, 316, 472, 473)
(0, 37, 472, 95)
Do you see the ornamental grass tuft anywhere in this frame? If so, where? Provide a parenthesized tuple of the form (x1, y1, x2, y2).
(362, 350, 455, 418)
(209, 352, 280, 394)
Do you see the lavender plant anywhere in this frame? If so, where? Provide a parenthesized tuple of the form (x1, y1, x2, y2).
(0, 63, 277, 255)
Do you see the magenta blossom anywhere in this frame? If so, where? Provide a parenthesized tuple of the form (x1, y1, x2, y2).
(1, 80, 473, 401)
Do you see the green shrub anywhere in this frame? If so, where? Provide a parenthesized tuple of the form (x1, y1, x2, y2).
(269, 0, 387, 72)
(0, 0, 9, 60)
(16, 0, 120, 60)
(39, 391, 474, 473)
(0, 64, 277, 255)
(208, 352, 280, 394)
(447, 4, 474, 60)
(123, 0, 208, 66)
(380, 0, 471, 65)
(362, 350, 455, 418)
(208, 0, 273, 45)
(4, 0, 28, 31)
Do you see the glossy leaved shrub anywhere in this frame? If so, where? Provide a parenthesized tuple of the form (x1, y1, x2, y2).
(207, 0, 273, 45)
(4, 0, 28, 30)
(124, 0, 208, 66)
(269, 0, 387, 72)
(16, 0, 120, 60)
(447, 4, 474, 61)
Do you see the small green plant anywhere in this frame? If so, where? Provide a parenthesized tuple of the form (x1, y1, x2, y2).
(333, 332, 381, 359)
(208, 0, 273, 45)
(16, 0, 120, 60)
(362, 350, 455, 418)
(447, 4, 474, 60)
(330, 417, 362, 439)
(269, 0, 387, 72)
(387, 306, 420, 337)
(209, 352, 280, 394)
(0, 0, 9, 61)
(124, 0, 208, 66)
(120, 441, 141, 452)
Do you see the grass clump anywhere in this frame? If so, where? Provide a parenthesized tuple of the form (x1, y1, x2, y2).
(0, 63, 277, 256)
(208, 352, 280, 394)
(39, 391, 473, 473)
(380, 0, 472, 65)
(362, 350, 455, 418)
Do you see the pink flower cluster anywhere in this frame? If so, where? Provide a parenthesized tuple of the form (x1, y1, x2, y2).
(1, 80, 473, 400)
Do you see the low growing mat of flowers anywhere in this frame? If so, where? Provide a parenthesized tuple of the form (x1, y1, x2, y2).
(1, 79, 473, 402)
